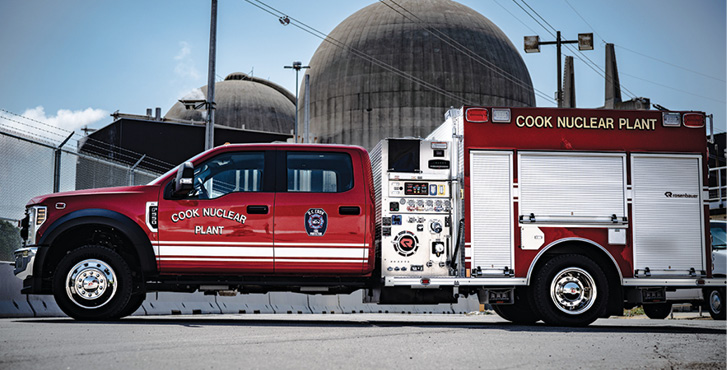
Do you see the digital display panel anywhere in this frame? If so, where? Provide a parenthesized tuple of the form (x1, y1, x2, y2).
(388, 139, 420, 173)
(405, 182, 429, 195)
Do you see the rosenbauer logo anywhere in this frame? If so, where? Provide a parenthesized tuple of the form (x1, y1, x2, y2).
(664, 192, 698, 199)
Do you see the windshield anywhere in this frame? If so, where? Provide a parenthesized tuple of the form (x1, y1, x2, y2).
(147, 150, 210, 185)
(711, 222, 726, 250)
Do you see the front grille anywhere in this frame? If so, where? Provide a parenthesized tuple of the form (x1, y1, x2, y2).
(19, 214, 29, 241)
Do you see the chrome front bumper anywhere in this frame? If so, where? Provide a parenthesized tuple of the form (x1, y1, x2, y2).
(14, 247, 37, 281)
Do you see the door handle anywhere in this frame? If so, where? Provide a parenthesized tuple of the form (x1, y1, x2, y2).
(339, 206, 360, 215)
(247, 205, 269, 214)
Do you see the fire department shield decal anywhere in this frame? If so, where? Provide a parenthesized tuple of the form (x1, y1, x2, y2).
(305, 208, 328, 237)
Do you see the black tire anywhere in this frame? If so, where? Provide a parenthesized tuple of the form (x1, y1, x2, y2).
(112, 292, 146, 319)
(643, 303, 672, 320)
(530, 254, 609, 327)
(704, 287, 726, 320)
(52, 245, 133, 320)
(492, 288, 540, 324)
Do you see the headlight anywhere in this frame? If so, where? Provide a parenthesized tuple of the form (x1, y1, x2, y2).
(25, 205, 47, 246)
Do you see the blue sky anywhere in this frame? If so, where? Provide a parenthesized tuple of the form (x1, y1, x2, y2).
(0, 0, 724, 139)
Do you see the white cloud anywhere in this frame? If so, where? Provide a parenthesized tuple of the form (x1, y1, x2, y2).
(175, 41, 191, 60)
(21, 106, 108, 131)
(174, 41, 200, 80)
(180, 88, 205, 100)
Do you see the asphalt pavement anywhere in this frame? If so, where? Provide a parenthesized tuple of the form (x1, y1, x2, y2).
(1, 313, 725, 369)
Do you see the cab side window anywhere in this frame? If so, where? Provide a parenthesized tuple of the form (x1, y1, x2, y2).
(194, 152, 265, 199)
(286, 152, 353, 193)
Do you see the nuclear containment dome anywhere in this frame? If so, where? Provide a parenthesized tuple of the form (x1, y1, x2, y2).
(166, 72, 295, 134)
(302, 0, 535, 149)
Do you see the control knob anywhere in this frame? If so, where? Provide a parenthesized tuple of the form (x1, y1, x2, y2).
(430, 221, 443, 234)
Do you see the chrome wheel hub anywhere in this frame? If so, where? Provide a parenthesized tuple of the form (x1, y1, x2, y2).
(550, 267, 596, 315)
(710, 290, 722, 314)
(66, 259, 116, 309)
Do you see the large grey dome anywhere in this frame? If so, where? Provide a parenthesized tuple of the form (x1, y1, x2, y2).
(302, 0, 535, 149)
(166, 72, 295, 134)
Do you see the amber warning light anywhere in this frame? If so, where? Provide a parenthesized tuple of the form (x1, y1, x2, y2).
(466, 108, 489, 123)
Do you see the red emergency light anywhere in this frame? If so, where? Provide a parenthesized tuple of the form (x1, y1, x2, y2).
(466, 108, 489, 123)
(682, 113, 705, 128)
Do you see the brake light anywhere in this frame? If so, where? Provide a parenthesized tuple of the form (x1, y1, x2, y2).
(682, 113, 705, 128)
(466, 108, 489, 123)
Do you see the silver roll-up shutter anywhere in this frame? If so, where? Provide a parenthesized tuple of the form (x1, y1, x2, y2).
(518, 152, 627, 222)
(470, 151, 513, 274)
(632, 154, 704, 274)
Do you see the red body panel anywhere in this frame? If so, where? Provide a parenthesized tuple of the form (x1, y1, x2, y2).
(462, 107, 710, 278)
(273, 149, 369, 275)
(30, 185, 159, 254)
(157, 193, 275, 274)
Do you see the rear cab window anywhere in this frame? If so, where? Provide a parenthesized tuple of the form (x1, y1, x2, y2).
(286, 151, 354, 193)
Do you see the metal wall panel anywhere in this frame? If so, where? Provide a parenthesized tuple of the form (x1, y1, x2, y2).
(518, 152, 626, 220)
(470, 151, 513, 272)
(632, 154, 704, 272)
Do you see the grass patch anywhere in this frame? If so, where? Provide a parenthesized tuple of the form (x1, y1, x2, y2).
(623, 306, 645, 317)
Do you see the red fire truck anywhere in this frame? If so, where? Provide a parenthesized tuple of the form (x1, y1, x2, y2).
(14, 106, 725, 326)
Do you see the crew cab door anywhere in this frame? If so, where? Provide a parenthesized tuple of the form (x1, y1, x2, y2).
(157, 151, 275, 274)
(273, 150, 368, 274)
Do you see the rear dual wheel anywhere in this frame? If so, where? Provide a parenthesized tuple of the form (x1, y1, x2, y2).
(492, 287, 539, 324)
(704, 287, 726, 320)
(530, 254, 609, 327)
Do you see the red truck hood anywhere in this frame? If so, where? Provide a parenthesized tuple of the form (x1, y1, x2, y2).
(27, 185, 155, 206)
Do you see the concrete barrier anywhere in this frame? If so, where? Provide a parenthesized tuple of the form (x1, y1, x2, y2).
(269, 292, 312, 314)
(27, 294, 65, 317)
(0, 262, 34, 317)
(451, 295, 480, 314)
(143, 292, 221, 315)
(307, 294, 343, 314)
(337, 290, 370, 314)
(216, 293, 275, 314)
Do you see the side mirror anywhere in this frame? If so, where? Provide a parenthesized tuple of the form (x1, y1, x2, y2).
(173, 162, 194, 197)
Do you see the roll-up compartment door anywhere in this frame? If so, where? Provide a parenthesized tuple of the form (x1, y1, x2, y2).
(518, 152, 627, 223)
(632, 154, 704, 274)
(470, 151, 513, 274)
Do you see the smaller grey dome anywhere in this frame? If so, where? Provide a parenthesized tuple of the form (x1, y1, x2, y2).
(165, 72, 295, 134)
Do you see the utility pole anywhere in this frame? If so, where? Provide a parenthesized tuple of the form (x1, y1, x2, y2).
(205, 0, 218, 150)
(284, 61, 310, 143)
(524, 32, 593, 107)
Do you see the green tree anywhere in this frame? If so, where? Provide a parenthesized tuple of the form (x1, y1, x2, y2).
(0, 220, 22, 261)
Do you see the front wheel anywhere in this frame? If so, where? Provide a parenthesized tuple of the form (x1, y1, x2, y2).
(704, 287, 726, 320)
(52, 245, 133, 320)
(643, 303, 672, 319)
(530, 254, 609, 327)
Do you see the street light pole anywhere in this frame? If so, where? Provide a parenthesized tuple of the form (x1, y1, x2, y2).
(524, 32, 593, 108)
(205, 0, 218, 150)
(284, 61, 310, 143)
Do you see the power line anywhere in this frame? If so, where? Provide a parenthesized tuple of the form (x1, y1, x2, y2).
(513, 0, 640, 100)
(492, 0, 538, 34)
(563, 0, 606, 44)
(562, 0, 725, 84)
(0, 108, 176, 169)
(379, 0, 555, 103)
(620, 72, 726, 104)
(616, 44, 726, 83)
(244, 0, 477, 106)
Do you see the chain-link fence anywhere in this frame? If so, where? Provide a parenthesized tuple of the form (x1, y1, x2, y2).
(0, 128, 166, 261)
